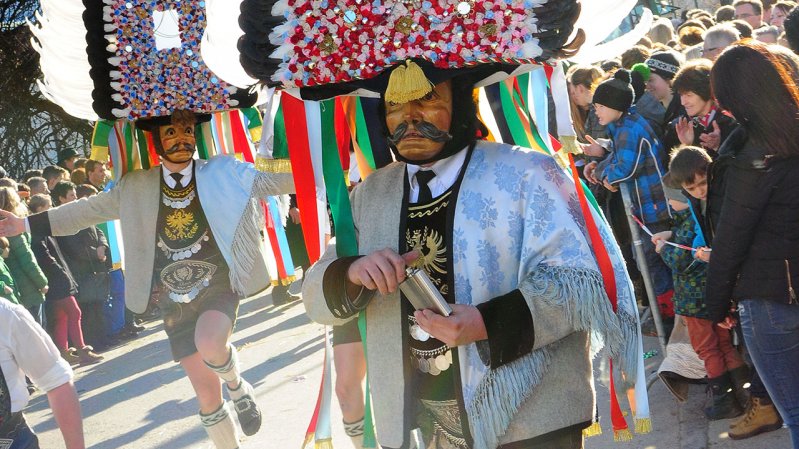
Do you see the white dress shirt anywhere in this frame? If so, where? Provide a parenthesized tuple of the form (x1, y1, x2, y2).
(162, 160, 194, 189)
(405, 148, 468, 203)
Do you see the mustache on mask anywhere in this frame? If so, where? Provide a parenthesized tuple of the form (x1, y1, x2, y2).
(387, 121, 452, 146)
(164, 143, 195, 154)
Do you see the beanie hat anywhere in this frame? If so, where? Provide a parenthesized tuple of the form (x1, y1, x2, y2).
(593, 69, 635, 112)
(630, 69, 646, 104)
(645, 51, 684, 81)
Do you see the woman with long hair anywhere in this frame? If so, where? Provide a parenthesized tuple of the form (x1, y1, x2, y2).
(706, 41, 799, 449)
(566, 64, 607, 143)
(0, 187, 49, 325)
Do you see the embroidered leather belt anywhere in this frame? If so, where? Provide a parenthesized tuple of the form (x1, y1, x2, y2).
(419, 399, 468, 449)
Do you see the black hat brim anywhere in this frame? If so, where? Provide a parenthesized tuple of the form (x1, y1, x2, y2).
(135, 113, 212, 132)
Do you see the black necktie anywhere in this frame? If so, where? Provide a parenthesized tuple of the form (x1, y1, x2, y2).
(170, 172, 184, 189)
(415, 170, 436, 203)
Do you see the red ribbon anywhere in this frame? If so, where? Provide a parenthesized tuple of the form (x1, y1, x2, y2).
(230, 110, 255, 163)
(262, 201, 288, 281)
(568, 154, 628, 435)
(282, 94, 322, 263)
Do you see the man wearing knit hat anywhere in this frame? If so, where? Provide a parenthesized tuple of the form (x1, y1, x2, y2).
(645, 51, 687, 131)
(584, 69, 676, 334)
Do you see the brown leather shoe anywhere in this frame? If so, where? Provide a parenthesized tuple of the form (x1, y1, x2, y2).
(60, 348, 81, 366)
(728, 397, 783, 440)
(77, 345, 104, 366)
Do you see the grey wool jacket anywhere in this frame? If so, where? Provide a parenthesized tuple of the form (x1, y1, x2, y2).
(303, 142, 631, 449)
(28, 156, 295, 314)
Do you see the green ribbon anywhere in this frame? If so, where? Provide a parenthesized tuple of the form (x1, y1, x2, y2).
(195, 123, 211, 160)
(273, 103, 289, 159)
(92, 120, 114, 148)
(358, 311, 377, 448)
(136, 129, 150, 170)
(354, 99, 377, 171)
(320, 100, 358, 258)
(499, 81, 532, 148)
(124, 123, 135, 173)
(241, 106, 263, 129)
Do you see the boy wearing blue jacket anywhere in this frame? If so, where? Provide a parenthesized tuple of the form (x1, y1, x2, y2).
(584, 69, 675, 324)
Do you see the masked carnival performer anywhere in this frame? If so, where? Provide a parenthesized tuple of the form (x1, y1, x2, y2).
(227, 1, 646, 448)
(0, 2, 296, 448)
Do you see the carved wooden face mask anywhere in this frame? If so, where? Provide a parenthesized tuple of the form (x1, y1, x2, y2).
(157, 119, 197, 164)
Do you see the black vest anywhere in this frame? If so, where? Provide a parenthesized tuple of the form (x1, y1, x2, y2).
(154, 172, 231, 303)
(404, 186, 469, 448)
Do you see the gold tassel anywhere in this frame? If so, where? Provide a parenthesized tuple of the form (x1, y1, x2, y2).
(314, 439, 334, 449)
(256, 157, 293, 173)
(281, 275, 297, 286)
(582, 421, 603, 438)
(385, 60, 433, 105)
(634, 417, 652, 434)
(613, 428, 634, 442)
(271, 280, 280, 287)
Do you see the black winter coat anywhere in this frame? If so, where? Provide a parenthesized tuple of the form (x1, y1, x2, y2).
(705, 131, 799, 322)
(30, 235, 78, 301)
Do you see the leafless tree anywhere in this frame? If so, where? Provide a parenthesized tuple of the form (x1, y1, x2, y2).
(0, 0, 92, 179)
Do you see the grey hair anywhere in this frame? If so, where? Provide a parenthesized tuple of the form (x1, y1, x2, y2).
(704, 23, 742, 45)
(754, 25, 781, 40)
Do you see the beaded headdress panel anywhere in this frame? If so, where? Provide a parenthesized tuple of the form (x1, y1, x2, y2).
(31, 0, 257, 121)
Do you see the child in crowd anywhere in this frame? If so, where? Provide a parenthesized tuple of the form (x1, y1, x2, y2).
(584, 69, 676, 334)
(652, 171, 745, 420)
(664, 145, 783, 437)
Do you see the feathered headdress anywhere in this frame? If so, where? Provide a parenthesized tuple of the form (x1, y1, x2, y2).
(30, 0, 257, 121)
(233, 0, 586, 100)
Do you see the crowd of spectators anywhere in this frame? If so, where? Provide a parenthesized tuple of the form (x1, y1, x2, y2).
(0, 149, 148, 373)
(2, 1, 799, 447)
(567, 1, 799, 446)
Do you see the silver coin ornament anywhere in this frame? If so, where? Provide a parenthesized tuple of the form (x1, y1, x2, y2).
(419, 357, 430, 373)
(435, 354, 450, 371)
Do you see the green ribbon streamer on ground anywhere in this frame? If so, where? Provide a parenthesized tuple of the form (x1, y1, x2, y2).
(354, 99, 377, 171)
(273, 103, 289, 159)
(320, 100, 358, 258)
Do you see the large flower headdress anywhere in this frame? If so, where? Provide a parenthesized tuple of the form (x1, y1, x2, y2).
(233, 0, 585, 100)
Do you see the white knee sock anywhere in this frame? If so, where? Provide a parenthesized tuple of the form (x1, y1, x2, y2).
(344, 417, 365, 449)
(204, 345, 255, 402)
(200, 403, 240, 449)
(205, 345, 241, 386)
(227, 377, 255, 402)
